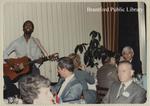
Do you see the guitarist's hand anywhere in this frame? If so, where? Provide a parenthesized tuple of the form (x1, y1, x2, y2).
(4, 59, 22, 72)
(13, 64, 21, 72)
(36, 57, 44, 64)
(50, 53, 59, 61)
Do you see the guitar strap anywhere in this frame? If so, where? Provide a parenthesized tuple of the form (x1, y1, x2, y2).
(32, 37, 50, 68)
(32, 37, 49, 59)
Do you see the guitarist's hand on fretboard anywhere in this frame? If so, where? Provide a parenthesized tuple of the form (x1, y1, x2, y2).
(49, 53, 59, 61)
(36, 58, 44, 64)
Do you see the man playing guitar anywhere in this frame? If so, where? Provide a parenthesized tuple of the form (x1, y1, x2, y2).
(3, 20, 58, 98)
(4, 20, 44, 76)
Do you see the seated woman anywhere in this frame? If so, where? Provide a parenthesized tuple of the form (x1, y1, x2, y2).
(68, 53, 96, 104)
(18, 75, 54, 104)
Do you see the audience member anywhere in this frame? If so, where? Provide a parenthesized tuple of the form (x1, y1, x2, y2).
(3, 20, 44, 99)
(96, 55, 119, 103)
(120, 46, 142, 77)
(51, 57, 83, 103)
(102, 61, 146, 103)
(19, 75, 54, 104)
(68, 53, 96, 104)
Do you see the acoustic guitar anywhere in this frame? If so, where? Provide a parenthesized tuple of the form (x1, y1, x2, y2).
(3, 53, 59, 81)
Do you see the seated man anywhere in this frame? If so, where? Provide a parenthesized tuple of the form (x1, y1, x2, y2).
(120, 46, 142, 77)
(102, 61, 146, 103)
(18, 75, 54, 104)
(96, 54, 119, 103)
(52, 57, 83, 103)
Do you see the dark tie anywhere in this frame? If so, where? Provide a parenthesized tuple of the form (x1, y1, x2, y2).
(118, 84, 125, 97)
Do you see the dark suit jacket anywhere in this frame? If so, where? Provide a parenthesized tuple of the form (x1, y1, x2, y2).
(97, 64, 119, 89)
(96, 64, 119, 103)
(131, 58, 142, 76)
(102, 81, 146, 103)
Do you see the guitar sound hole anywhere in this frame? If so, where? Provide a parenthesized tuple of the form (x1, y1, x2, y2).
(15, 69, 23, 73)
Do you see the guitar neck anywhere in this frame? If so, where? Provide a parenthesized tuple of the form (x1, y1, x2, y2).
(28, 53, 58, 65)
(29, 57, 49, 64)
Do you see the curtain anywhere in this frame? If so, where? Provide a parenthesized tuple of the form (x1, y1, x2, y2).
(138, 2, 146, 74)
(102, 2, 119, 52)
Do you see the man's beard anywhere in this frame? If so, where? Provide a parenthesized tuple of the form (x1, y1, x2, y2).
(23, 28, 33, 35)
(25, 31, 32, 35)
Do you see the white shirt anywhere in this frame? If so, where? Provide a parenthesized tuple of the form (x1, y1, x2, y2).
(58, 74, 75, 97)
(116, 79, 133, 98)
(4, 36, 43, 60)
(122, 79, 133, 90)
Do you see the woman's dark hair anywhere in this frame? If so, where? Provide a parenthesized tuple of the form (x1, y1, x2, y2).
(101, 55, 111, 65)
(57, 57, 75, 72)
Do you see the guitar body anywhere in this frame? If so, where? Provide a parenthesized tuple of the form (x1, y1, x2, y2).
(3, 56, 30, 81)
(3, 53, 59, 81)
